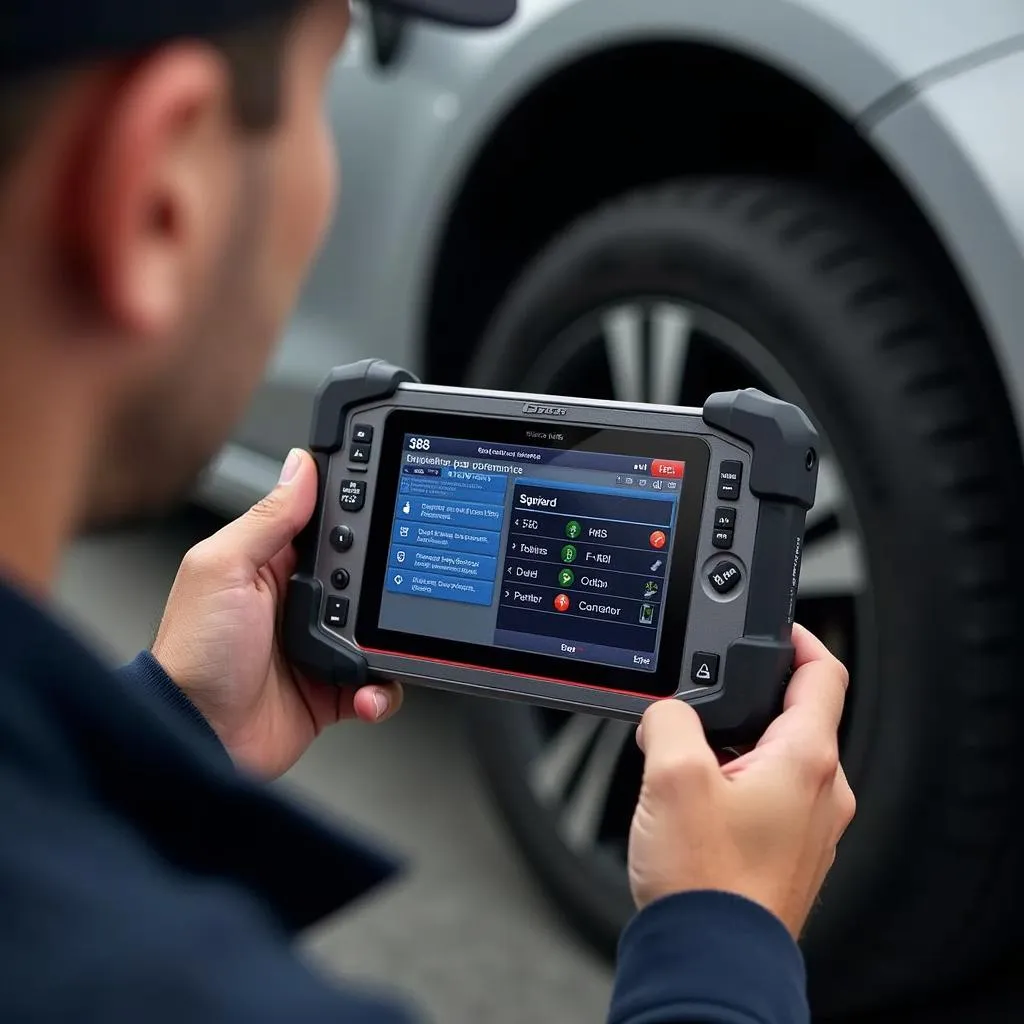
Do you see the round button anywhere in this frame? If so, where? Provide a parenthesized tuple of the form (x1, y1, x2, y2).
(708, 559, 741, 595)
(649, 530, 667, 550)
(331, 568, 351, 590)
(329, 525, 354, 553)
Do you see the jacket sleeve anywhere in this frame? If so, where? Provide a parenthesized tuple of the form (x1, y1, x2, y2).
(0, 766, 421, 1024)
(116, 651, 227, 754)
(607, 891, 809, 1024)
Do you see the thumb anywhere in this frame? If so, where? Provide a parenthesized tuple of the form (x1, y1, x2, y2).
(218, 448, 319, 570)
(637, 698, 718, 774)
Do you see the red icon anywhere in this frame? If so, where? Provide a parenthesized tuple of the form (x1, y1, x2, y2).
(553, 593, 571, 612)
(649, 531, 667, 550)
(651, 459, 684, 479)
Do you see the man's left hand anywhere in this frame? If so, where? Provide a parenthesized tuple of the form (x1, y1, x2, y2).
(151, 448, 402, 778)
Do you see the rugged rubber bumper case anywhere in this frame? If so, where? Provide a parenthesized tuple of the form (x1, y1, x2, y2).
(283, 359, 818, 748)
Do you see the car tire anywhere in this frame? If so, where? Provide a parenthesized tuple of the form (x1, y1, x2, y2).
(461, 176, 1024, 1015)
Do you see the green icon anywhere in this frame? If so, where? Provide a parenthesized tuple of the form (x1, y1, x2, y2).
(558, 568, 575, 587)
(643, 580, 660, 600)
(565, 519, 582, 540)
(560, 544, 577, 564)
(639, 603, 655, 625)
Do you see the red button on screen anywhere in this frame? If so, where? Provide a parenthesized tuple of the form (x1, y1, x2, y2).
(651, 459, 684, 478)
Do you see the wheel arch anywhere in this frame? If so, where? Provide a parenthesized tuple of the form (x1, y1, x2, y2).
(415, 34, 1023, 457)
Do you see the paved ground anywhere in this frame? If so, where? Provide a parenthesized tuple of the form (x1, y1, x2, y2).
(55, 510, 1023, 1023)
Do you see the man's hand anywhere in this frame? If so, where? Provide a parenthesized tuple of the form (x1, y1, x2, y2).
(151, 449, 402, 779)
(627, 624, 855, 939)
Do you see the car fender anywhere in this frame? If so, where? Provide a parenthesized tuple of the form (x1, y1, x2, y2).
(862, 47, 1024, 447)
(396, 0, 1024, 360)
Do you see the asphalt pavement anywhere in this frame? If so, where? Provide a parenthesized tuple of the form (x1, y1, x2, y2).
(55, 510, 1024, 1024)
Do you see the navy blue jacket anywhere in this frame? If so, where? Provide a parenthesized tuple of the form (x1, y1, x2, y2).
(0, 578, 808, 1022)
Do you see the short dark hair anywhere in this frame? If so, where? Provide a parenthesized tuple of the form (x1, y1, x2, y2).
(0, 6, 303, 181)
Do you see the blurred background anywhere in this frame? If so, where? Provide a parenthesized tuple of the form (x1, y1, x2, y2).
(62, 2, 1024, 1021)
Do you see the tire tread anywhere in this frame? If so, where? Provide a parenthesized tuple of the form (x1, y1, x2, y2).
(464, 175, 1024, 1013)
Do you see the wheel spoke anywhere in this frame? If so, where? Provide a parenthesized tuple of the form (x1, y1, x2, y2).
(602, 304, 693, 406)
(799, 532, 865, 597)
(649, 304, 693, 407)
(602, 306, 645, 403)
(529, 714, 632, 850)
(529, 713, 604, 803)
(560, 719, 632, 850)
(798, 452, 866, 597)
(806, 453, 844, 531)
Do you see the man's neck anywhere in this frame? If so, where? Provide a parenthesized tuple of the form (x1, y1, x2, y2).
(0, 354, 96, 596)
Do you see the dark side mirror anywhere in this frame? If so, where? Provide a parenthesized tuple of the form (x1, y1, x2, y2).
(368, 7, 407, 68)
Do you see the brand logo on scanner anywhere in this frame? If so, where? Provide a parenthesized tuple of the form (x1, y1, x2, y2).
(522, 402, 568, 417)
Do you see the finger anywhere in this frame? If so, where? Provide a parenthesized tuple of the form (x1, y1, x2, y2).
(636, 697, 718, 771)
(211, 449, 319, 571)
(352, 682, 404, 723)
(713, 632, 847, 778)
(780, 650, 849, 735)
(730, 656, 847, 789)
(758, 626, 848, 745)
(738, 624, 846, 750)
(748, 689, 842, 784)
(791, 622, 844, 675)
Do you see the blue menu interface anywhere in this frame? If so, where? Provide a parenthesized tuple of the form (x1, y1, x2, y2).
(377, 432, 685, 674)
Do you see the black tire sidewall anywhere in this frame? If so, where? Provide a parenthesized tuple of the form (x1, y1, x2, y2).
(463, 180, 1023, 1012)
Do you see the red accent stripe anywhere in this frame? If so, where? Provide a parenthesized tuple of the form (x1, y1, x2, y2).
(359, 646, 662, 700)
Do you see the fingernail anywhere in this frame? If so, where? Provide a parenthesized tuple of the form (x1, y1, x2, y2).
(372, 688, 390, 720)
(278, 449, 301, 485)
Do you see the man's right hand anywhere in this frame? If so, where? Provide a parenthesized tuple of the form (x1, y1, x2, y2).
(627, 623, 855, 939)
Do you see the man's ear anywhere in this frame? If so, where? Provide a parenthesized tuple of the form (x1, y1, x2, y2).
(70, 45, 240, 344)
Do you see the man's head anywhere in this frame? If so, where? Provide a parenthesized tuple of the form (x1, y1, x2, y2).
(0, 0, 514, 587)
(0, 1, 347, 540)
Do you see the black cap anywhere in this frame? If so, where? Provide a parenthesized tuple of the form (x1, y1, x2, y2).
(3, 1, 516, 79)
(372, 0, 514, 26)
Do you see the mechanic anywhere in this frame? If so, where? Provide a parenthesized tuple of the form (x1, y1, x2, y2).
(0, 1, 855, 1022)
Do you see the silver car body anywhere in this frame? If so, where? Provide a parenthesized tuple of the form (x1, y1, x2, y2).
(196, 0, 1024, 511)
